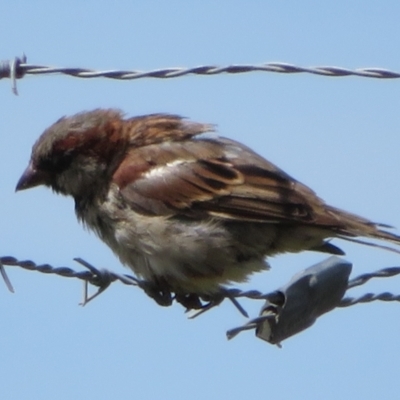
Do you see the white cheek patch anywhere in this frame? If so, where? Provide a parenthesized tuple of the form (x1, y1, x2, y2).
(144, 159, 189, 179)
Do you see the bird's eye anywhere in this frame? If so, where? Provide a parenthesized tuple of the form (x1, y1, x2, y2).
(36, 153, 73, 173)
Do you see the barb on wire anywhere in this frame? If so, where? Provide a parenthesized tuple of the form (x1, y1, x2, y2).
(226, 287, 400, 343)
(0, 54, 27, 95)
(224, 257, 400, 344)
(0, 255, 141, 305)
(2, 55, 400, 95)
(226, 314, 272, 341)
(0, 259, 14, 293)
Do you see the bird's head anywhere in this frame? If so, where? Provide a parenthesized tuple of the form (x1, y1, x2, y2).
(16, 109, 129, 199)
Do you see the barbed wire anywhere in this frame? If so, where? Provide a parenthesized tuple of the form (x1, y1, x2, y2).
(2, 254, 400, 306)
(2, 254, 400, 342)
(1, 55, 400, 95)
(2, 53, 400, 341)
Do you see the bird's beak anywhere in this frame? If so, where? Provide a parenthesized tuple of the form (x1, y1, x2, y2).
(15, 163, 48, 191)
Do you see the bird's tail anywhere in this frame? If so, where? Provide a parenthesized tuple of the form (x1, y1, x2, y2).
(327, 205, 400, 255)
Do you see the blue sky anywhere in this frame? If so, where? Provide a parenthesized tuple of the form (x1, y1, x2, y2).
(1, 1, 400, 399)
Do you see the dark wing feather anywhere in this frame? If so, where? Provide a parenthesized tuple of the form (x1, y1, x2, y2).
(112, 136, 338, 225)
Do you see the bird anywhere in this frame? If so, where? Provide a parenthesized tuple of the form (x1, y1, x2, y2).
(16, 109, 400, 309)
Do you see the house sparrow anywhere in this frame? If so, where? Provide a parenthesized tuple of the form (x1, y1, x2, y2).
(16, 109, 400, 308)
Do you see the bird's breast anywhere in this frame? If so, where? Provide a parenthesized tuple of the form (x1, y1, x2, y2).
(77, 187, 270, 293)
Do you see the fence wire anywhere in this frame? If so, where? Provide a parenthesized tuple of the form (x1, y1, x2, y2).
(2, 53, 400, 341)
(2, 55, 400, 95)
(2, 255, 400, 309)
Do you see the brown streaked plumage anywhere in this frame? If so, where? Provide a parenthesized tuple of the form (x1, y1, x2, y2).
(15, 109, 400, 308)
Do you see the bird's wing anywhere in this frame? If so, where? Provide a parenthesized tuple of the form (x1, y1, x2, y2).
(112, 136, 339, 226)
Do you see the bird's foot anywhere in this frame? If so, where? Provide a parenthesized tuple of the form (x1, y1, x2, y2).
(181, 292, 225, 318)
(175, 293, 204, 310)
(140, 281, 173, 307)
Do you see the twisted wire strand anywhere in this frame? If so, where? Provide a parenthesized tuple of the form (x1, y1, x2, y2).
(2, 56, 400, 92)
(347, 266, 400, 289)
(339, 292, 400, 307)
(18, 63, 400, 80)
